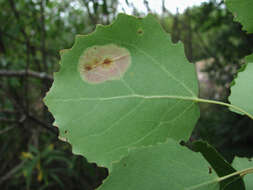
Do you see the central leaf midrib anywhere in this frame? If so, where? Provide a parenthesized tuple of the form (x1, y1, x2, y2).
(51, 94, 198, 102)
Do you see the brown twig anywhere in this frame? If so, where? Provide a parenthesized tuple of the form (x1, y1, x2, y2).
(8, 0, 31, 114)
(0, 161, 25, 185)
(0, 70, 53, 82)
(27, 114, 58, 135)
(143, 0, 151, 13)
(0, 118, 17, 124)
(0, 29, 57, 57)
(0, 126, 15, 135)
(40, 0, 48, 72)
(0, 113, 57, 134)
(194, 29, 223, 68)
(81, 0, 97, 26)
(0, 109, 17, 114)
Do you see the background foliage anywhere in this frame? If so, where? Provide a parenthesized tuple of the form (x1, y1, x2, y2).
(1, 0, 253, 189)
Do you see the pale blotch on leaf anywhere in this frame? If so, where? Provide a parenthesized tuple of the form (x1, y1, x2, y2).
(78, 44, 131, 84)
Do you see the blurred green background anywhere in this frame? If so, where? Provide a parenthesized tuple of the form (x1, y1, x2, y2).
(1, 0, 253, 189)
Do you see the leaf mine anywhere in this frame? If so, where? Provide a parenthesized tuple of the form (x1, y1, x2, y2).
(78, 44, 131, 84)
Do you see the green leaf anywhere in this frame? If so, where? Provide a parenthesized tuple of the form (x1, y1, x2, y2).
(226, 0, 253, 33)
(229, 54, 253, 117)
(233, 157, 253, 189)
(44, 14, 199, 170)
(193, 141, 245, 190)
(99, 139, 219, 190)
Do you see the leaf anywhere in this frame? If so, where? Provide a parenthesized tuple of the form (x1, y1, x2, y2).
(233, 157, 253, 189)
(226, 0, 253, 33)
(193, 141, 245, 190)
(229, 54, 253, 117)
(99, 139, 219, 190)
(44, 14, 199, 170)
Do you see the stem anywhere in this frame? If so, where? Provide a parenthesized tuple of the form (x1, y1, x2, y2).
(187, 167, 253, 190)
(218, 167, 253, 182)
(194, 98, 253, 120)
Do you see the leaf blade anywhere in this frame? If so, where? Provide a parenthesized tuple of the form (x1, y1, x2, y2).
(99, 139, 219, 190)
(229, 54, 253, 116)
(226, 0, 253, 33)
(233, 157, 253, 189)
(193, 141, 245, 190)
(44, 14, 200, 170)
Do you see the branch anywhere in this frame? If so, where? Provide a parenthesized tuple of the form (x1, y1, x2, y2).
(194, 29, 223, 67)
(0, 161, 25, 185)
(143, 0, 152, 13)
(0, 118, 17, 124)
(27, 114, 58, 135)
(0, 113, 57, 134)
(40, 0, 48, 72)
(8, 0, 32, 113)
(0, 109, 17, 114)
(0, 70, 53, 82)
(8, 0, 29, 40)
(0, 29, 58, 57)
(81, 0, 97, 26)
(0, 126, 15, 135)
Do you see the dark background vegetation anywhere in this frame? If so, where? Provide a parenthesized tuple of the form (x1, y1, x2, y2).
(1, 0, 253, 189)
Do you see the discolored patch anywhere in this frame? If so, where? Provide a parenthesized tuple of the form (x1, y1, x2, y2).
(78, 44, 131, 84)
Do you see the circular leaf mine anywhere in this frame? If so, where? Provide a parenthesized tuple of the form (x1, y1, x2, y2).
(78, 44, 131, 84)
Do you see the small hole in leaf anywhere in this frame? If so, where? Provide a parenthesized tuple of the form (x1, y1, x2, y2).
(137, 28, 144, 35)
(179, 140, 186, 146)
(64, 130, 68, 134)
(208, 167, 212, 174)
